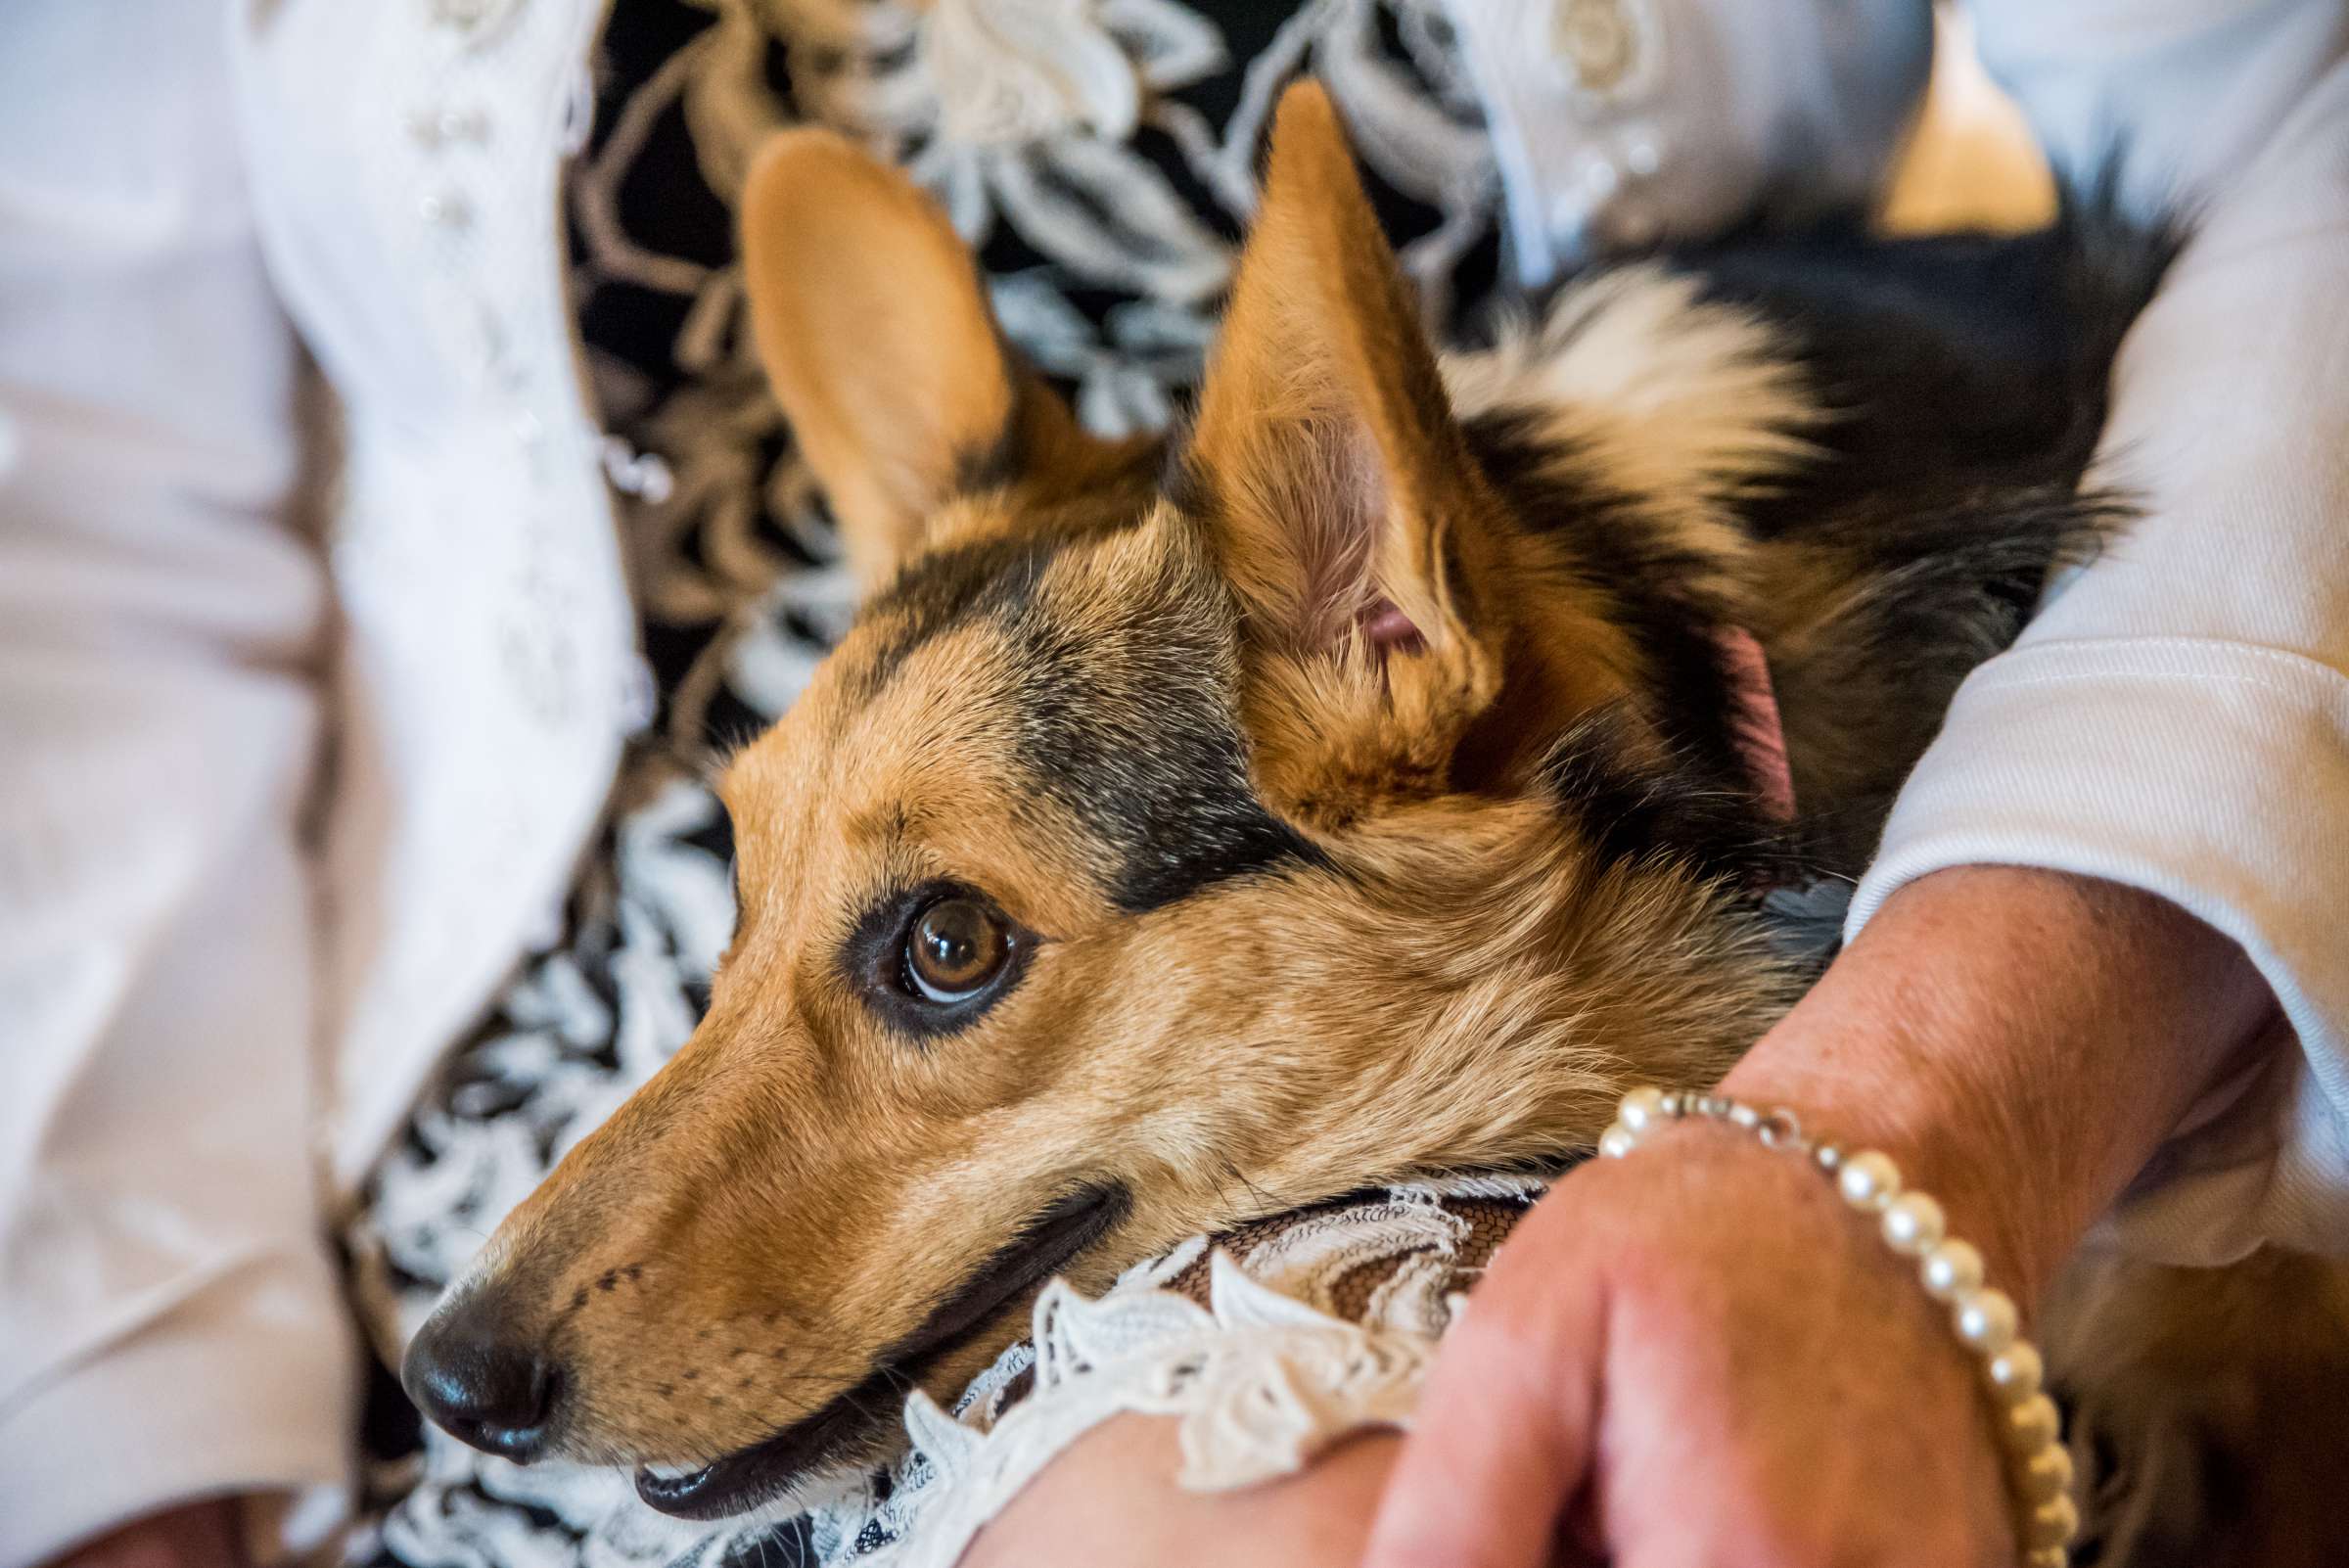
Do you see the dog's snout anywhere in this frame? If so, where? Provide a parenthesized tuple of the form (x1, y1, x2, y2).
(402, 1295, 562, 1463)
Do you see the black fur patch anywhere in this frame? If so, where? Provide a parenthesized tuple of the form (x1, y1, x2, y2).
(853, 533, 1069, 701)
(1536, 705, 1776, 883)
(1486, 198, 2174, 881)
(1652, 196, 2176, 871)
(1674, 203, 2176, 546)
(862, 527, 1323, 912)
(1463, 409, 1774, 823)
(996, 554, 1328, 912)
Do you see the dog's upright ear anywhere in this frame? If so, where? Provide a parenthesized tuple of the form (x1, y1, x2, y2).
(1181, 83, 1516, 828)
(741, 129, 1109, 590)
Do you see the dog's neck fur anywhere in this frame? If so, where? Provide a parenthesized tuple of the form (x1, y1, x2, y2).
(1152, 792, 1797, 1215)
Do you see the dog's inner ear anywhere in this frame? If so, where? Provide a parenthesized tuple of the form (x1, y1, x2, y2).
(1180, 83, 1510, 826)
(741, 129, 1101, 590)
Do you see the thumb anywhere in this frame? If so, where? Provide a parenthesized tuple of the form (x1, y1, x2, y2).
(1360, 1260, 1606, 1568)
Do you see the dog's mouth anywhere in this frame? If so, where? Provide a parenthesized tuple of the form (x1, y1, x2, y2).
(633, 1182, 1130, 1520)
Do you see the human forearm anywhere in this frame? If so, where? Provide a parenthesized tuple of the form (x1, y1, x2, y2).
(1724, 865, 2273, 1304)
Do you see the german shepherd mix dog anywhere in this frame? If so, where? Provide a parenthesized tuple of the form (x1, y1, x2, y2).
(406, 84, 2348, 1563)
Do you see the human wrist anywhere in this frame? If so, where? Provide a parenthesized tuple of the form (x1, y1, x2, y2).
(1718, 866, 2272, 1303)
(1600, 1086, 2082, 1563)
(1718, 1030, 2057, 1306)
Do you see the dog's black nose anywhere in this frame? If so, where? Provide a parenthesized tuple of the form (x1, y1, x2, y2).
(402, 1301, 561, 1462)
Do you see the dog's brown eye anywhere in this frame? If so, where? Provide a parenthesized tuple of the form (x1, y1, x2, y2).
(905, 897, 1011, 1002)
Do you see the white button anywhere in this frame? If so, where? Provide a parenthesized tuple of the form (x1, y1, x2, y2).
(420, 191, 474, 229)
(409, 106, 489, 148)
(1553, 0, 1636, 93)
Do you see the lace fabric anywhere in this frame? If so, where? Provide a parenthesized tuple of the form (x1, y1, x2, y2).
(885, 1259, 1438, 1568)
(676, 1177, 1549, 1568)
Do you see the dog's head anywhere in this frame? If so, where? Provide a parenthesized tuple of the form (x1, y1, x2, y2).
(404, 83, 1792, 1516)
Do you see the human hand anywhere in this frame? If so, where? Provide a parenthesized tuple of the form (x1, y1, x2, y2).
(1360, 1125, 2018, 1568)
(1362, 867, 2273, 1568)
(47, 1500, 248, 1568)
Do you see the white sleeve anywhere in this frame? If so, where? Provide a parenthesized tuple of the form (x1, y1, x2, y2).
(1849, 6, 2349, 1264)
(0, 5, 356, 1563)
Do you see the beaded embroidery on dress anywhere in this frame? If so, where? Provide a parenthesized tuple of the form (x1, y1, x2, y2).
(343, 3, 1515, 1566)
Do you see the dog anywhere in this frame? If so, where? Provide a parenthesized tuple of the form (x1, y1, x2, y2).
(403, 81, 2346, 1562)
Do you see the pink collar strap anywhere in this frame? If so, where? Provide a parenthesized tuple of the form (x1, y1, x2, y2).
(1715, 626, 1795, 822)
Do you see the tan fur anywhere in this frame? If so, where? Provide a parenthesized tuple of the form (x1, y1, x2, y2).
(419, 83, 2343, 1558)
(2041, 1245, 2349, 1568)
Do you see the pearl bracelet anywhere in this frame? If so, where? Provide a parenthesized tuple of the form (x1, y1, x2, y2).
(1599, 1087, 2078, 1567)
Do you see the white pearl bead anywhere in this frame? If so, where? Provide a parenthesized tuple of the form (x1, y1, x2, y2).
(1920, 1238, 1985, 1302)
(1837, 1150, 1901, 1212)
(1955, 1287, 2019, 1354)
(1880, 1191, 1946, 1256)
(2007, 1392, 2061, 1453)
(1618, 1086, 1666, 1133)
(1598, 1124, 1637, 1160)
(2024, 1493, 2079, 1550)
(2019, 1443, 2073, 1501)
(1987, 1342, 2045, 1404)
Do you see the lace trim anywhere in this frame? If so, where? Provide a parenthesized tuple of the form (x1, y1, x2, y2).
(754, 1175, 1550, 1566)
(876, 1253, 1441, 1568)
